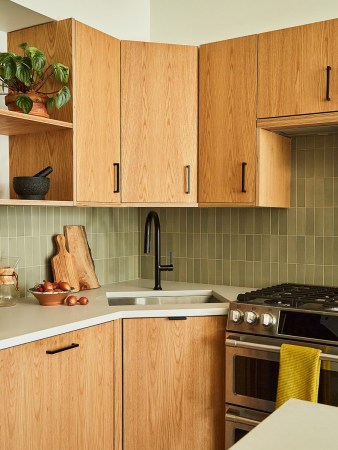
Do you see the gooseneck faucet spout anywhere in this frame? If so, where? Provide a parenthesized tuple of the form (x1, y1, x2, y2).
(144, 210, 174, 290)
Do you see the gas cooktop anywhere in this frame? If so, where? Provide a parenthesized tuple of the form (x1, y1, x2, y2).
(228, 283, 338, 343)
(236, 283, 338, 312)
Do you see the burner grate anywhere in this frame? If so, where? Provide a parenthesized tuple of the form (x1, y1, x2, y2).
(237, 283, 338, 308)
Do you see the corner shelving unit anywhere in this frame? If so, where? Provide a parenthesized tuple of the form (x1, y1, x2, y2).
(0, 109, 74, 207)
(1, 19, 75, 208)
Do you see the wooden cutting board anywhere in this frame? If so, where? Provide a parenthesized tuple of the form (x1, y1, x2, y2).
(64, 225, 100, 290)
(51, 234, 80, 292)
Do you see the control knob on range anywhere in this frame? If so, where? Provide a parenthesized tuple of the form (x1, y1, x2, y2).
(229, 309, 244, 324)
(261, 313, 276, 328)
(244, 311, 258, 325)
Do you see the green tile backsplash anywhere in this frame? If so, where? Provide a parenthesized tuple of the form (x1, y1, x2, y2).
(140, 134, 338, 288)
(0, 206, 139, 295)
(2, 133, 338, 296)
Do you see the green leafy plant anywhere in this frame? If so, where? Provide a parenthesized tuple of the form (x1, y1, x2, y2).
(0, 42, 71, 114)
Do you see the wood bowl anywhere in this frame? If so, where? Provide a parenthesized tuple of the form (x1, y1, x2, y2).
(28, 288, 73, 306)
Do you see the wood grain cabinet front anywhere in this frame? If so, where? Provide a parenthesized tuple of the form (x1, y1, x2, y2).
(121, 41, 198, 205)
(258, 18, 338, 118)
(123, 316, 226, 450)
(0, 321, 122, 450)
(199, 36, 291, 207)
(199, 36, 257, 206)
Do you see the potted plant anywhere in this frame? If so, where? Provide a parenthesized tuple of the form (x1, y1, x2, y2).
(0, 42, 71, 118)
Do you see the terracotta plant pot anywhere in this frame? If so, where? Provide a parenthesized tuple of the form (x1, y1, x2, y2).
(5, 92, 50, 118)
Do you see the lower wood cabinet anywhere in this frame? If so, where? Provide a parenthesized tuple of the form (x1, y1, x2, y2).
(123, 316, 226, 450)
(0, 321, 122, 450)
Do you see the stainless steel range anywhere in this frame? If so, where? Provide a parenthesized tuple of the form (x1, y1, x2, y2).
(225, 283, 338, 449)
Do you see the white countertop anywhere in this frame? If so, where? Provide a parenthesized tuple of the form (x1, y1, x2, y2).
(0, 279, 246, 350)
(230, 399, 338, 450)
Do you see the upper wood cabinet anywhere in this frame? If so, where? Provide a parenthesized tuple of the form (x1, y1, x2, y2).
(199, 36, 291, 207)
(258, 18, 338, 118)
(0, 321, 122, 450)
(121, 41, 198, 204)
(75, 22, 121, 205)
(199, 36, 257, 205)
(123, 316, 225, 450)
(7, 19, 121, 206)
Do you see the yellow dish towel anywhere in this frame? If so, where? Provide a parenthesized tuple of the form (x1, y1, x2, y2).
(275, 344, 322, 409)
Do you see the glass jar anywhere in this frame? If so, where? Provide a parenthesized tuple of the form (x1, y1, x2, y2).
(0, 257, 20, 307)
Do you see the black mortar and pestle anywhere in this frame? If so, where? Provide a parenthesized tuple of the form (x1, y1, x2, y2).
(13, 166, 53, 200)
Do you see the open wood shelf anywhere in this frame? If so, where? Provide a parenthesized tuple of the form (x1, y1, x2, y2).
(0, 108, 73, 136)
(0, 199, 74, 207)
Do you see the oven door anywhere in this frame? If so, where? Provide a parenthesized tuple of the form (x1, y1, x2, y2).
(225, 405, 268, 449)
(226, 333, 338, 413)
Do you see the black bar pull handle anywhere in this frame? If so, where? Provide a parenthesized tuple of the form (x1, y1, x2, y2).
(46, 343, 79, 354)
(113, 163, 120, 193)
(168, 316, 187, 320)
(326, 66, 331, 101)
(241, 162, 247, 193)
(185, 165, 191, 194)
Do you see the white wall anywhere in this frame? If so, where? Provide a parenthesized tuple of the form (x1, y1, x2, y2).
(0, 31, 9, 199)
(150, 0, 338, 45)
(13, 0, 150, 40)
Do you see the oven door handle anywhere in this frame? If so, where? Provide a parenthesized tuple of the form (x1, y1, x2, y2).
(226, 338, 338, 363)
(225, 412, 260, 426)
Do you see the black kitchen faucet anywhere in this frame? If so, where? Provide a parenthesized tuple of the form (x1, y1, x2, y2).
(144, 210, 174, 290)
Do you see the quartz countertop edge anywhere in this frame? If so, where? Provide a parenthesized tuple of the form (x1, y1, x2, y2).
(0, 279, 248, 350)
(230, 399, 338, 450)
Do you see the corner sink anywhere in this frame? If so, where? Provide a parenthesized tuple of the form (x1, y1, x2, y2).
(106, 290, 228, 306)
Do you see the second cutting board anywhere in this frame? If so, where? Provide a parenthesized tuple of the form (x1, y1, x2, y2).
(64, 225, 100, 290)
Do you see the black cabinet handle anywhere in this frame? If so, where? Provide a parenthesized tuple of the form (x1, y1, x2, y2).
(168, 316, 187, 320)
(185, 165, 191, 194)
(113, 163, 120, 193)
(326, 66, 331, 101)
(46, 343, 79, 354)
(241, 162, 247, 193)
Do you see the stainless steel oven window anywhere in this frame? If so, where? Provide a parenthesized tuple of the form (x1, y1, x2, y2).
(226, 334, 338, 412)
(226, 339, 279, 413)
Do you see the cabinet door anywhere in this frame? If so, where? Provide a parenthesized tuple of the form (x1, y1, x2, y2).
(258, 19, 338, 118)
(123, 316, 225, 450)
(0, 321, 122, 450)
(199, 36, 256, 204)
(75, 21, 121, 204)
(121, 41, 198, 204)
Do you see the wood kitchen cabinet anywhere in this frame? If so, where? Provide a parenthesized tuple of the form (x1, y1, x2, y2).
(199, 36, 291, 207)
(121, 41, 198, 205)
(199, 36, 256, 205)
(123, 316, 226, 450)
(258, 18, 338, 118)
(74, 21, 120, 205)
(0, 321, 122, 450)
(5, 19, 121, 206)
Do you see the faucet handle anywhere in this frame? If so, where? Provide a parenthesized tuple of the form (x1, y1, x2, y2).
(160, 251, 174, 272)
